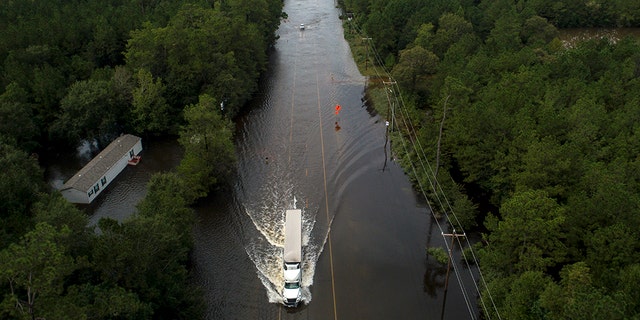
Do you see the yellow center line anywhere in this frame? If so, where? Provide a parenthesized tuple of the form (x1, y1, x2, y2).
(289, 32, 298, 166)
(315, 51, 338, 320)
(280, 19, 301, 320)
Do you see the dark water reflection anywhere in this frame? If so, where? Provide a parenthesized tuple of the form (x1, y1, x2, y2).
(191, 0, 480, 319)
(44, 138, 183, 224)
(44, 7, 640, 320)
(45, 0, 482, 318)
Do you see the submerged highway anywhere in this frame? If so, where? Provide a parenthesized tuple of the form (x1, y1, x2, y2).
(43, 0, 481, 318)
(190, 0, 479, 318)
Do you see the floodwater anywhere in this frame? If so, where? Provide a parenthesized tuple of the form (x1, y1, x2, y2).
(46, 0, 482, 318)
(190, 0, 479, 319)
(44, 138, 183, 225)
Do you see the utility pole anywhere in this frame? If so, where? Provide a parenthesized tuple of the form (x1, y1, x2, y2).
(383, 80, 396, 132)
(435, 95, 450, 179)
(441, 230, 466, 320)
(362, 37, 372, 70)
(442, 230, 466, 293)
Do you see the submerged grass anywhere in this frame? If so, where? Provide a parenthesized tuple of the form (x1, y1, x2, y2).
(342, 20, 390, 117)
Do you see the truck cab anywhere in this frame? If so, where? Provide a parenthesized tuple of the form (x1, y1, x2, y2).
(283, 262, 301, 307)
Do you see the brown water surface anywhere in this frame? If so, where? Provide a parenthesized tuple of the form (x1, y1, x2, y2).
(190, 0, 480, 318)
(46, 0, 481, 318)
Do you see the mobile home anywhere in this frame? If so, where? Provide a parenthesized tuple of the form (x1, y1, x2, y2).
(60, 134, 142, 204)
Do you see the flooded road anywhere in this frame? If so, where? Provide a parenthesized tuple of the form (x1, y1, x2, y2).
(46, 0, 481, 318)
(191, 0, 478, 318)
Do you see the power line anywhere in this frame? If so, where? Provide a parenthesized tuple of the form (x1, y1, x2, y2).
(392, 85, 502, 320)
(346, 17, 502, 320)
(388, 99, 477, 317)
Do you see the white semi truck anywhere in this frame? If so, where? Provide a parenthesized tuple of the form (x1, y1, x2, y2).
(283, 209, 302, 307)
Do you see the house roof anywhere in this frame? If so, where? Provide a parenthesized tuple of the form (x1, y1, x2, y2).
(61, 134, 141, 192)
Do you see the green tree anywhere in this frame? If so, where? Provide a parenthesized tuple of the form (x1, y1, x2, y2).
(612, 0, 640, 26)
(93, 212, 202, 318)
(109, 66, 135, 118)
(0, 142, 44, 247)
(566, 160, 640, 250)
(50, 78, 120, 147)
(446, 93, 517, 202)
(430, 13, 474, 58)
(132, 68, 172, 135)
(489, 271, 553, 320)
(344, 0, 640, 318)
(32, 192, 92, 257)
(123, 22, 168, 80)
(586, 223, 640, 288)
(68, 171, 204, 319)
(31, 64, 68, 130)
(178, 94, 236, 203)
(481, 190, 566, 274)
(87, 15, 122, 67)
(64, 284, 151, 319)
(0, 83, 39, 151)
(125, 3, 270, 115)
(137, 172, 194, 247)
(512, 136, 578, 199)
(617, 264, 640, 316)
(0, 223, 76, 320)
(414, 22, 435, 50)
(485, 10, 523, 54)
(392, 45, 438, 92)
(539, 262, 628, 319)
(520, 15, 558, 47)
(363, 11, 396, 65)
(226, 0, 276, 42)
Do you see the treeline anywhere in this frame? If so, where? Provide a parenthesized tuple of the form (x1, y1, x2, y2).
(1, 0, 283, 151)
(0, 0, 283, 318)
(1, 175, 202, 319)
(341, 0, 640, 318)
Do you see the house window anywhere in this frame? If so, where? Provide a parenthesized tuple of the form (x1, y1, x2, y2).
(94, 184, 100, 193)
(88, 189, 94, 197)
(129, 149, 134, 157)
(101, 176, 107, 186)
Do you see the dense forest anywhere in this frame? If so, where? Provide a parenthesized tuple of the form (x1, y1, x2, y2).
(340, 0, 640, 318)
(0, 0, 283, 318)
(3, 0, 640, 318)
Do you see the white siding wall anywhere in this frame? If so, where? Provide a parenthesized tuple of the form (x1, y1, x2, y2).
(132, 140, 143, 157)
(86, 141, 143, 203)
(86, 155, 129, 202)
(61, 188, 90, 204)
(65, 140, 144, 204)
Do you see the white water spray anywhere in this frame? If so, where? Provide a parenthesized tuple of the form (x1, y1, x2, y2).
(240, 170, 323, 306)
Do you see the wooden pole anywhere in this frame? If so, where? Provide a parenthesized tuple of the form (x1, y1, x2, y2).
(441, 231, 466, 319)
(435, 95, 450, 179)
(362, 38, 372, 70)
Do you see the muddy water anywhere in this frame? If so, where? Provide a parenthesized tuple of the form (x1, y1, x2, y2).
(46, 0, 482, 318)
(190, 0, 479, 319)
(44, 137, 183, 224)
